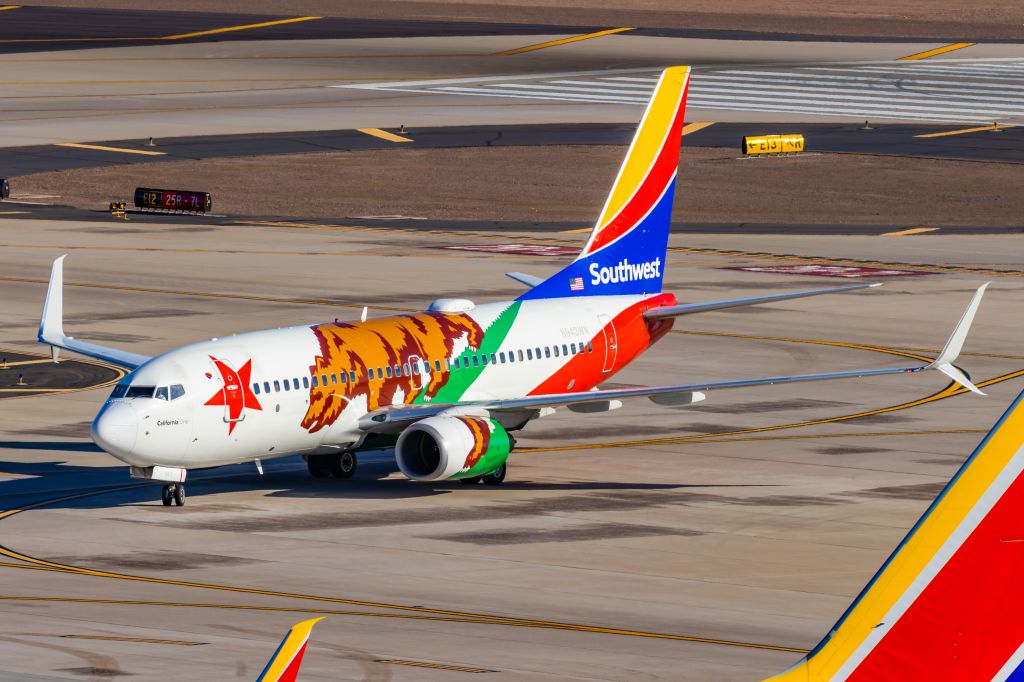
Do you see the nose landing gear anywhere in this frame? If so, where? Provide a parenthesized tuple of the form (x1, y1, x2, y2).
(161, 483, 186, 507)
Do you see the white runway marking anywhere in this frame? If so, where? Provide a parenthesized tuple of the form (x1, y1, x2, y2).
(336, 59, 1024, 124)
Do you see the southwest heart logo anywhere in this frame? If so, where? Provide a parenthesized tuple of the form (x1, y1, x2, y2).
(204, 356, 261, 434)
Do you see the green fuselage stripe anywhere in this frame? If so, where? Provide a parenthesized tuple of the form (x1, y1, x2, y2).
(424, 302, 522, 404)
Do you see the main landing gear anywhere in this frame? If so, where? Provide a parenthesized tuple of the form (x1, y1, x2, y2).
(460, 463, 507, 486)
(306, 451, 358, 479)
(161, 483, 186, 507)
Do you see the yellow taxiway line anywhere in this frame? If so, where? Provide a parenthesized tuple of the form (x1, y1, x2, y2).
(162, 16, 322, 41)
(357, 127, 413, 143)
(915, 123, 1012, 138)
(0, 5, 20, 10)
(882, 227, 940, 237)
(496, 28, 634, 56)
(681, 121, 715, 136)
(898, 42, 975, 60)
(54, 142, 165, 156)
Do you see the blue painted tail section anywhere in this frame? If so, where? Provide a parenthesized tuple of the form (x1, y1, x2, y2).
(517, 180, 674, 300)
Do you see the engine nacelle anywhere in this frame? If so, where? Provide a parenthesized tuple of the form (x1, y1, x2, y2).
(395, 415, 511, 481)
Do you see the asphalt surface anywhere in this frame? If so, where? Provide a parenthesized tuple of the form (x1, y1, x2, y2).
(0, 349, 122, 399)
(2, 122, 1022, 178)
(2, 5, 1009, 57)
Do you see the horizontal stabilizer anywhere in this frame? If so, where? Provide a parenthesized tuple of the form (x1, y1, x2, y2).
(506, 272, 544, 288)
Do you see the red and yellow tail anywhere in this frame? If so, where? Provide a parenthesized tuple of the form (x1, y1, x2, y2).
(767, 390, 1024, 681)
(256, 618, 323, 682)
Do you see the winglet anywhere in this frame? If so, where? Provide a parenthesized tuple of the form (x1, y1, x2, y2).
(256, 617, 324, 682)
(38, 254, 67, 362)
(927, 282, 988, 395)
(506, 272, 543, 288)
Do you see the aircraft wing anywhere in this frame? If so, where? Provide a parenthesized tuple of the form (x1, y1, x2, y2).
(643, 282, 880, 319)
(38, 255, 151, 370)
(360, 284, 987, 433)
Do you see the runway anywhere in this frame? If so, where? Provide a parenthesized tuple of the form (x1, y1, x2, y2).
(1, 6, 1023, 681)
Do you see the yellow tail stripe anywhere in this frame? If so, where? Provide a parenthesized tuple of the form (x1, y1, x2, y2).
(594, 66, 689, 230)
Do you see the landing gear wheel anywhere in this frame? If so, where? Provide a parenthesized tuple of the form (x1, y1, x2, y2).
(173, 484, 186, 507)
(331, 451, 357, 479)
(459, 477, 482, 485)
(161, 485, 173, 506)
(306, 454, 332, 478)
(481, 464, 506, 486)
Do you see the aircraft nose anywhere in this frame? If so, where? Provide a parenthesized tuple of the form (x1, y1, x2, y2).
(91, 402, 138, 458)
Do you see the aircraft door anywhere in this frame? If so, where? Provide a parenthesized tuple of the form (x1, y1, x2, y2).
(598, 314, 618, 373)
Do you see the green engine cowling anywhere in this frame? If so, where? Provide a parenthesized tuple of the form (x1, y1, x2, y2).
(394, 415, 511, 481)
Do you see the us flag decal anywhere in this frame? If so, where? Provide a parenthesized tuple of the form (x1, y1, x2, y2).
(569, 276, 584, 291)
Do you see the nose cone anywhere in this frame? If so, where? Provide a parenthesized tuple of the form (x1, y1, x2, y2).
(91, 402, 138, 460)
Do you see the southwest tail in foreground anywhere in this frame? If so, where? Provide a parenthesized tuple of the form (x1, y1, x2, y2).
(256, 618, 323, 682)
(519, 66, 690, 300)
(766, 387, 1024, 681)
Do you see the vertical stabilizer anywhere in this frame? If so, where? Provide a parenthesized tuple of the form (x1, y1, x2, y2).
(256, 618, 323, 682)
(766, 389, 1024, 681)
(518, 66, 690, 300)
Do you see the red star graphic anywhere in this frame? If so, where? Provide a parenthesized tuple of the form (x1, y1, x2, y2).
(205, 356, 261, 434)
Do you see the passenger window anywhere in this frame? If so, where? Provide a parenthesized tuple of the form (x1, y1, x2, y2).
(518, 350, 524, 362)
(253, 383, 261, 395)
(331, 373, 338, 384)
(434, 360, 442, 372)
(562, 344, 569, 356)
(349, 371, 356, 383)
(404, 363, 411, 376)
(292, 378, 299, 390)
(154, 386, 169, 401)
(273, 380, 281, 392)
(311, 376, 318, 388)
(263, 381, 270, 393)
(481, 355, 488, 366)
(453, 358, 460, 369)
(170, 384, 185, 400)
(302, 377, 308, 389)
(535, 347, 542, 358)
(499, 352, 506, 364)
(472, 356, 479, 367)
(544, 347, 551, 359)
(587, 342, 593, 353)
(321, 374, 328, 386)
(340, 372, 347, 384)
(570, 343, 577, 354)
(394, 364, 401, 376)
(385, 366, 393, 379)
(283, 380, 291, 392)
(553, 346, 560, 358)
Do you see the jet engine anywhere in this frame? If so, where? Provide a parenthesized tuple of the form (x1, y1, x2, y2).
(395, 415, 511, 481)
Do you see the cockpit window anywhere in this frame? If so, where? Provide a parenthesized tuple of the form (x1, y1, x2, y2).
(154, 386, 169, 401)
(170, 384, 185, 400)
(110, 383, 129, 399)
(125, 385, 155, 399)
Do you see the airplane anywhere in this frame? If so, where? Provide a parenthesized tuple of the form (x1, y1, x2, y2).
(257, 387, 1024, 681)
(36, 66, 988, 506)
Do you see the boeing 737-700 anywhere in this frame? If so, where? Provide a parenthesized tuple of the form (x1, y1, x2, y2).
(37, 66, 987, 506)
